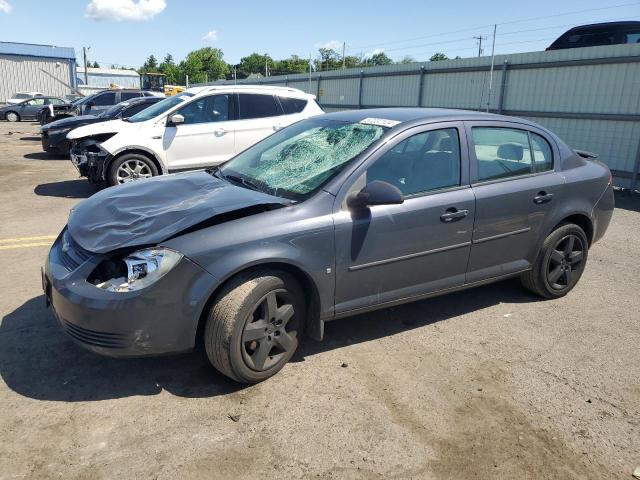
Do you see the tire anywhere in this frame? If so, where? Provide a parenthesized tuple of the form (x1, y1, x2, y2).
(5, 111, 19, 122)
(521, 223, 589, 299)
(106, 152, 158, 187)
(204, 270, 306, 383)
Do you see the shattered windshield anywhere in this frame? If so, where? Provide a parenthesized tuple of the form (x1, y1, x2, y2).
(219, 118, 385, 201)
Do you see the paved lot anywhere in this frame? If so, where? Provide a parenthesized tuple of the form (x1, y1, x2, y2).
(0, 121, 639, 479)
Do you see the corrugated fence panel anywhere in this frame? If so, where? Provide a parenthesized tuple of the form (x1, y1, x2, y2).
(0, 55, 73, 103)
(320, 77, 359, 106)
(362, 75, 417, 106)
(505, 62, 640, 114)
(198, 44, 640, 187)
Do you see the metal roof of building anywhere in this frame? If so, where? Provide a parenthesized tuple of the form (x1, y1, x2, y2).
(0, 42, 75, 60)
(77, 67, 140, 77)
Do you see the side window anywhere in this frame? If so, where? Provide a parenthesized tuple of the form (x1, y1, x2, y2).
(121, 92, 142, 101)
(473, 128, 531, 181)
(239, 94, 282, 119)
(49, 98, 65, 105)
(530, 133, 553, 173)
(123, 103, 151, 117)
(366, 128, 461, 196)
(278, 96, 307, 114)
(177, 95, 230, 124)
(27, 98, 45, 106)
(626, 32, 640, 44)
(93, 92, 116, 106)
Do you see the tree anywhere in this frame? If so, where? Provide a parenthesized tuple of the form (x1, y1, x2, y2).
(343, 55, 362, 69)
(237, 53, 272, 78)
(272, 55, 310, 75)
(429, 53, 449, 62)
(159, 53, 180, 84)
(316, 48, 341, 71)
(399, 56, 415, 64)
(369, 52, 393, 66)
(178, 47, 228, 84)
(91, 61, 100, 68)
(140, 54, 159, 73)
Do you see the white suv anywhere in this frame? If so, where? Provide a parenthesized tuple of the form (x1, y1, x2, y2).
(67, 86, 323, 186)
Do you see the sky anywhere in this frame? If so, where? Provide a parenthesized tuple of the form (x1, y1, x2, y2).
(0, 0, 638, 68)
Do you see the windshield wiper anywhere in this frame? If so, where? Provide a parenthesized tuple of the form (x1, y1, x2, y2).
(224, 173, 261, 192)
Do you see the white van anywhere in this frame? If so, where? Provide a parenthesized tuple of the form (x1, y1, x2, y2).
(67, 85, 324, 186)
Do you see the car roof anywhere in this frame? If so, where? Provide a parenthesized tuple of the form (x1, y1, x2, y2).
(186, 85, 313, 98)
(319, 107, 534, 127)
(565, 21, 640, 32)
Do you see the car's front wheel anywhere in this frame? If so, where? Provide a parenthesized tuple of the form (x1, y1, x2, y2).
(521, 223, 589, 299)
(204, 270, 305, 383)
(5, 111, 20, 122)
(107, 153, 158, 187)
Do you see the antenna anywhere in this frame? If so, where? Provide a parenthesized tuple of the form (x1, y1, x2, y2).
(473, 35, 486, 57)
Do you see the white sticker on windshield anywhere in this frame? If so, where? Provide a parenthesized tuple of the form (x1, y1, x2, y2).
(177, 95, 191, 100)
(360, 117, 401, 128)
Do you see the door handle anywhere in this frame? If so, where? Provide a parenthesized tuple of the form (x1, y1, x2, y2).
(214, 128, 227, 136)
(533, 191, 554, 204)
(440, 207, 469, 223)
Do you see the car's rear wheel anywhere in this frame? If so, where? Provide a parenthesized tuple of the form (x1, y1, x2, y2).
(5, 111, 19, 122)
(107, 153, 158, 187)
(204, 270, 305, 383)
(521, 223, 588, 299)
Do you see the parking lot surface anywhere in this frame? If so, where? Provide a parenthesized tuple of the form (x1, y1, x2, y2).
(0, 121, 639, 479)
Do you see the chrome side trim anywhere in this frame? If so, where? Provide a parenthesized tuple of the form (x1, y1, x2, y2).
(348, 241, 472, 272)
(472, 227, 531, 244)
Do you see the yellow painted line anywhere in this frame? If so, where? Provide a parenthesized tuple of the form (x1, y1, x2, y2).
(0, 241, 53, 251)
(0, 235, 57, 244)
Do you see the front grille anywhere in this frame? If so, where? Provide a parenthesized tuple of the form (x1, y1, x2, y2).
(59, 230, 91, 271)
(61, 319, 129, 349)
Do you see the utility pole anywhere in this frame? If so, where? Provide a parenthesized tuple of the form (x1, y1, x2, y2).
(342, 42, 346, 69)
(233, 65, 237, 84)
(264, 53, 268, 77)
(473, 35, 486, 57)
(82, 46, 89, 85)
(309, 54, 312, 93)
(486, 24, 497, 112)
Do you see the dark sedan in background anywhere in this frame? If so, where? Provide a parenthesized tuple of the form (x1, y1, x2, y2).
(38, 89, 159, 125)
(41, 96, 162, 155)
(43, 108, 614, 383)
(1, 96, 66, 122)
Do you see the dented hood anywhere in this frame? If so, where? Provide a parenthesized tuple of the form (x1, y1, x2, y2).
(67, 171, 288, 254)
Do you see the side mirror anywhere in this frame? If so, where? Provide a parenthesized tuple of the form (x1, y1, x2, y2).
(167, 114, 184, 126)
(347, 180, 404, 210)
(87, 100, 96, 107)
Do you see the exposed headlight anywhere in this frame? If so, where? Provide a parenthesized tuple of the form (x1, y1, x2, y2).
(93, 247, 183, 292)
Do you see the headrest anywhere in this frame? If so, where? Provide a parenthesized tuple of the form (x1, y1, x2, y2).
(439, 137, 453, 151)
(497, 143, 523, 161)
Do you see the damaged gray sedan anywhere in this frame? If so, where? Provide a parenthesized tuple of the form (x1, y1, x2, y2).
(43, 109, 614, 383)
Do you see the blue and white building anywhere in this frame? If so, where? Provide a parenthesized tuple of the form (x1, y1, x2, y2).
(0, 41, 77, 104)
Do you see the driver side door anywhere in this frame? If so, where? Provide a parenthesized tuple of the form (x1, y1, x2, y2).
(164, 94, 236, 169)
(333, 123, 475, 314)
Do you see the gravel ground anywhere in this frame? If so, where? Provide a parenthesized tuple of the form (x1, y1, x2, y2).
(0, 121, 638, 480)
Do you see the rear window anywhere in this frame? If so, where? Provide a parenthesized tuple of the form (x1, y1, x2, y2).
(278, 96, 307, 114)
(238, 94, 282, 120)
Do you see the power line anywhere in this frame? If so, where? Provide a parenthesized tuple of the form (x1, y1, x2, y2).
(347, 1, 640, 51)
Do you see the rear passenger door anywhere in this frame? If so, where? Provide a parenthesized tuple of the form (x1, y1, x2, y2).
(234, 94, 284, 153)
(465, 122, 564, 283)
(334, 123, 475, 313)
(85, 91, 116, 115)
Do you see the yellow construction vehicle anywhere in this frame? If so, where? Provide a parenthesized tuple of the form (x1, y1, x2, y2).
(140, 73, 166, 93)
(164, 85, 186, 96)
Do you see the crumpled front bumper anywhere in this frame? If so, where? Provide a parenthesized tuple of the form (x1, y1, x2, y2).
(43, 230, 219, 357)
(70, 143, 111, 182)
